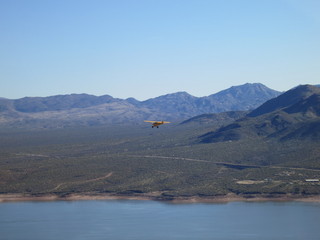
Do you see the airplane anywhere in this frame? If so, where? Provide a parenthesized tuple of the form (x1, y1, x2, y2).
(144, 120, 170, 128)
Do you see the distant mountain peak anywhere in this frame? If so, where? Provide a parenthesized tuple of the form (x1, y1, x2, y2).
(141, 91, 196, 105)
(147, 91, 194, 99)
(211, 82, 278, 96)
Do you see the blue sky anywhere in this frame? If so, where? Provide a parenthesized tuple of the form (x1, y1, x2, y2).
(1, 0, 319, 100)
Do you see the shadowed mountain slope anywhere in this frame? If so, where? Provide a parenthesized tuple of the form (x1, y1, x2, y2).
(248, 85, 320, 117)
(200, 85, 320, 143)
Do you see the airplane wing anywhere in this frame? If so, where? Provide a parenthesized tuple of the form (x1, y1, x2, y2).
(144, 120, 171, 123)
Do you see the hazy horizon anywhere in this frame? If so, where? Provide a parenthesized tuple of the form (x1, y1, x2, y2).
(0, 82, 285, 100)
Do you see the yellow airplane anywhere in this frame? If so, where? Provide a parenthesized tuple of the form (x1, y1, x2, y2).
(144, 120, 170, 128)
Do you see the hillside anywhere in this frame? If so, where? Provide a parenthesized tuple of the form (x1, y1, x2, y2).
(180, 111, 248, 126)
(200, 85, 320, 143)
(0, 83, 280, 128)
(248, 85, 320, 117)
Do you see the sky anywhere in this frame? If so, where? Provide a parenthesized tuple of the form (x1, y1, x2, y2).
(1, 0, 320, 100)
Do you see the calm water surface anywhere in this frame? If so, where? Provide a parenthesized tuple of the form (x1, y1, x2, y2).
(0, 200, 320, 240)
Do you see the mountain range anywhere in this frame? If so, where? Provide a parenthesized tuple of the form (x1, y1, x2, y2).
(0, 83, 280, 128)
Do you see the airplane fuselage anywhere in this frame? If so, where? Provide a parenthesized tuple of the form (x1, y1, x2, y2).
(144, 120, 170, 128)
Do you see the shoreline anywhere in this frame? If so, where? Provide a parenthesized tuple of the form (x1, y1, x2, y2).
(1, 193, 320, 203)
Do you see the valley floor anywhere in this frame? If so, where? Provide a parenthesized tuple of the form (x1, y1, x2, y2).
(1, 124, 320, 201)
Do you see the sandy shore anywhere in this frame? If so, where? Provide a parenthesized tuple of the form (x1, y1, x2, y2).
(1, 193, 320, 203)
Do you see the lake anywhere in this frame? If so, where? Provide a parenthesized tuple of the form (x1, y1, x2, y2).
(1, 200, 320, 240)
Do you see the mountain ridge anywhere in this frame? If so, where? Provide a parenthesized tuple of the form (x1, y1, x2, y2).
(0, 83, 281, 127)
(248, 85, 320, 117)
(200, 84, 320, 143)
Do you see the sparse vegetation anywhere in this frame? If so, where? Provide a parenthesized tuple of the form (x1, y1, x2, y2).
(1, 85, 320, 200)
(0, 122, 319, 200)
